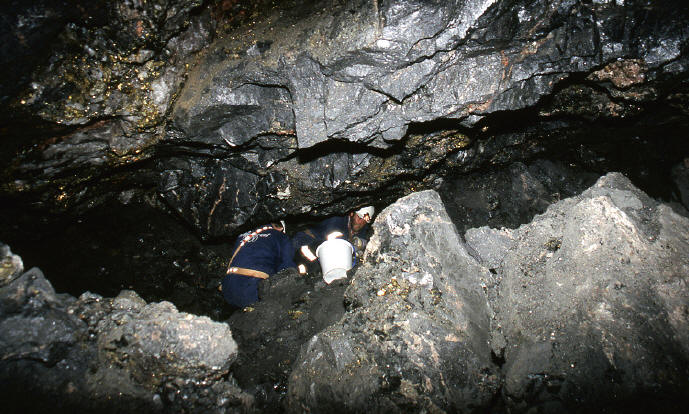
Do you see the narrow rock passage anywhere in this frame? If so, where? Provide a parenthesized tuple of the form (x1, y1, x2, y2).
(226, 268, 348, 412)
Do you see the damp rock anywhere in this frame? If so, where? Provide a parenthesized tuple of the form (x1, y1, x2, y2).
(2, 0, 689, 240)
(84, 292, 237, 387)
(0, 265, 110, 412)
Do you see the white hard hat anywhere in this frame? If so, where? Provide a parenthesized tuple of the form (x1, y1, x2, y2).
(355, 206, 375, 220)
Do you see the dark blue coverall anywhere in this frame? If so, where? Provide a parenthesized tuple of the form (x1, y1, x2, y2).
(222, 227, 295, 308)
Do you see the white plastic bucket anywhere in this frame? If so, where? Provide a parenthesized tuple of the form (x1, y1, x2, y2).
(316, 239, 354, 284)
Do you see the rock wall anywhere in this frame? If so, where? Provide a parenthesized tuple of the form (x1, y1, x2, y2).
(158, 0, 689, 237)
(2, 0, 688, 240)
(289, 173, 689, 413)
(1, 0, 689, 410)
(289, 190, 499, 412)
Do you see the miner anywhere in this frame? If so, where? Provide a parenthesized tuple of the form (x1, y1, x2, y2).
(293, 206, 375, 274)
(222, 221, 295, 308)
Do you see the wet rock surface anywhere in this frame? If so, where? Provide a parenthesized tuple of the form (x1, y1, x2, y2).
(154, 0, 689, 236)
(2, 0, 688, 239)
(0, 0, 216, 223)
(1, 0, 689, 411)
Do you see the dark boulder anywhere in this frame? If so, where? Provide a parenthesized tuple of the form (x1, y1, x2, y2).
(288, 190, 500, 413)
(0, 244, 248, 413)
(476, 173, 689, 412)
(288, 173, 689, 412)
(226, 267, 348, 411)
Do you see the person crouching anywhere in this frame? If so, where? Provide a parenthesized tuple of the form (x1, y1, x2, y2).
(222, 221, 295, 308)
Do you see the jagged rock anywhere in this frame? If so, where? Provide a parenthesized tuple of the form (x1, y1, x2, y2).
(176, 0, 688, 149)
(0, 1, 101, 107)
(4, 169, 689, 412)
(2, 0, 688, 240)
(7, 0, 208, 127)
(0, 0, 216, 220)
(288, 190, 500, 413)
(0, 264, 107, 412)
(0, 265, 84, 371)
(0, 1, 686, 411)
(227, 267, 348, 411)
(76, 290, 238, 388)
(288, 174, 689, 412)
(155, 0, 689, 237)
(0, 251, 247, 413)
(484, 173, 689, 412)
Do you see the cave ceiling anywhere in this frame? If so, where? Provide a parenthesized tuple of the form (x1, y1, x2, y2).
(1, 0, 688, 242)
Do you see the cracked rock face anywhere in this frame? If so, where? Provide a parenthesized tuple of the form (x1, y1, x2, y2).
(3, 0, 688, 241)
(158, 0, 689, 237)
(2, 172, 689, 412)
(472, 173, 689, 412)
(288, 190, 500, 413)
(1, 0, 215, 221)
(177, 0, 687, 149)
(288, 174, 689, 412)
(1, 1, 689, 412)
